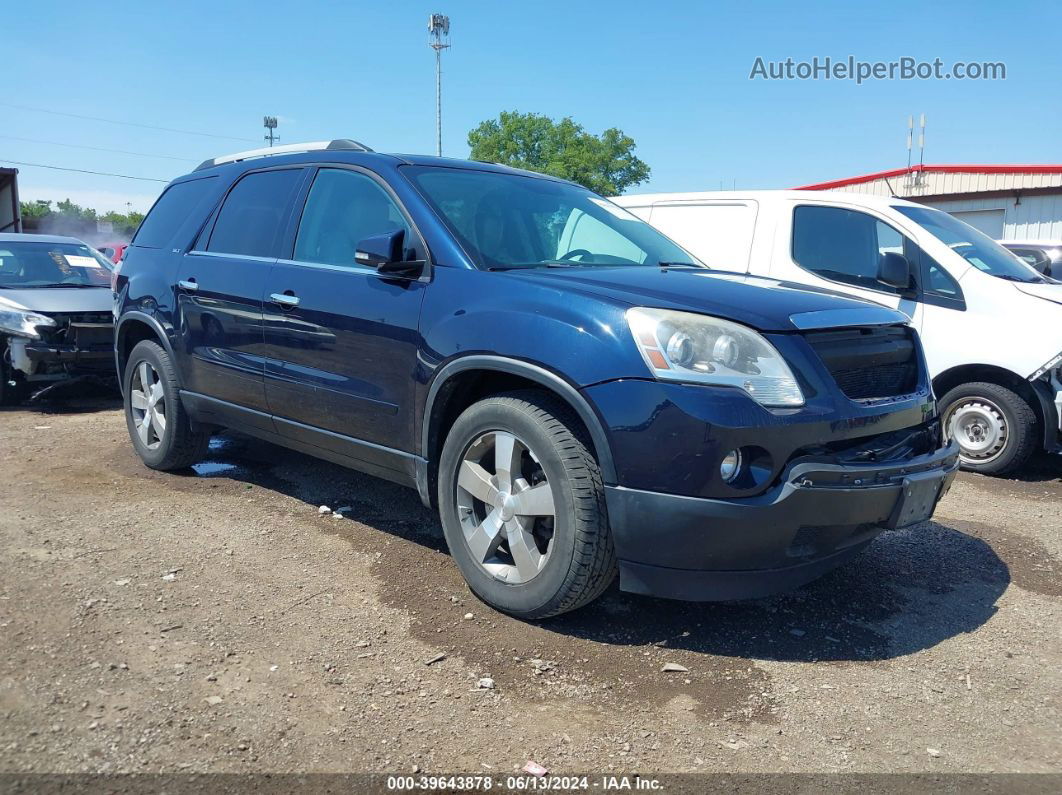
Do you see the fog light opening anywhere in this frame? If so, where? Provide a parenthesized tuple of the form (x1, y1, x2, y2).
(720, 449, 743, 482)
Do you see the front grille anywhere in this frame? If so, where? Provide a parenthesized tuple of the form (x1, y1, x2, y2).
(804, 325, 919, 401)
(36, 312, 114, 347)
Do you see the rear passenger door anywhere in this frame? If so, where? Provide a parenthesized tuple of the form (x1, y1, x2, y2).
(261, 166, 427, 470)
(176, 167, 304, 421)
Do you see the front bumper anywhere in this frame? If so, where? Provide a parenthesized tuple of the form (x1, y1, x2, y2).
(607, 441, 960, 601)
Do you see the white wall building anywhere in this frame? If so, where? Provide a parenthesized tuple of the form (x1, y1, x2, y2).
(796, 165, 1062, 240)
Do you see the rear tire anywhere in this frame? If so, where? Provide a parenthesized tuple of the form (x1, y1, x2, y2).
(123, 340, 210, 470)
(940, 381, 1038, 475)
(438, 391, 617, 619)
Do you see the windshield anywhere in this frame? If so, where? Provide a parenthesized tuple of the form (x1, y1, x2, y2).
(893, 205, 1047, 283)
(403, 166, 700, 270)
(0, 240, 113, 289)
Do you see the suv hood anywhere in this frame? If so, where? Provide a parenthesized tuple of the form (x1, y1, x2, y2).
(504, 267, 906, 332)
(1013, 280, 1062, 307)
(0, 287, 113, 315)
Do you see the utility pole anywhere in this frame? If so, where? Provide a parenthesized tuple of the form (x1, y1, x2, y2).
(428, 14, 451, 157)
(263, 116, 279, 147)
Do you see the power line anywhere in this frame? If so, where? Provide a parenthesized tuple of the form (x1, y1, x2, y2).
(0, 134, 196, 163)
(0, 102, 256, 142)
(0, 159, 170, 183)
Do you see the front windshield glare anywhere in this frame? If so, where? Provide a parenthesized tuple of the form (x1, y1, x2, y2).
(404, 166, 700, 270)
(893, 205, 1046, 283)
(0, 241, 113, 288)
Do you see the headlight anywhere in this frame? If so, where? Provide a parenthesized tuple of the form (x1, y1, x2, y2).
(627, 307, 805, 407)
(0, 308, 56, 339)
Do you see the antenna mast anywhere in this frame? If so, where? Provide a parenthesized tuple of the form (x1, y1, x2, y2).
(428, 14, 451, 157)
(906, 115, 913, 172)
(918, 113, 926, 172)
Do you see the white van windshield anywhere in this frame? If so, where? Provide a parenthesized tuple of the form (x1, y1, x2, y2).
(894, 205, 1048, 284)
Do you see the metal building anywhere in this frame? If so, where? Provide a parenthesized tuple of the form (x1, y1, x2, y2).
(1, 167, 20, 233)
(795, 165, 1062, 240)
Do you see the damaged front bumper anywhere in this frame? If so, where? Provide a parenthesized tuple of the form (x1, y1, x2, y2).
(607, 441, 961, 602)
(6, 318, 116, 390)
(1029, 361, 1062, 453)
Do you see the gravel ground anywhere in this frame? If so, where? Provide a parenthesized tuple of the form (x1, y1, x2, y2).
(0, 397, 1060, 777)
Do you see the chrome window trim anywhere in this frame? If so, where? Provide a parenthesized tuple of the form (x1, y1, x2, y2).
(184, 250, 275, 265)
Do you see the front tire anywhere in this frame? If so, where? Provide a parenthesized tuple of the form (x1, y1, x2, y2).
(438, 391, 617, 619)
(123, 340, 210, 470)
(940, 381, 1038, 475)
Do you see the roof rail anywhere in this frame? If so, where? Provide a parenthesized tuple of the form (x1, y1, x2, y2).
(194, 139, 373, 171)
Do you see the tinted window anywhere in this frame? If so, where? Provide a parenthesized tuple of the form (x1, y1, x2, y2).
(922, 254, 963, 299)
(294, 169, 411, 268)
(792, 205, 907, 294)
(207, 169, 302, 258)
(404, 166, 697, 270)
(133, 176, 217, 249)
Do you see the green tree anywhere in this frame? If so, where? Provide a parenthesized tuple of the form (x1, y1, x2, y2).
(19, 200, 144, 237)
(467, 111, 650, 195)
(20, 199, 52, 220)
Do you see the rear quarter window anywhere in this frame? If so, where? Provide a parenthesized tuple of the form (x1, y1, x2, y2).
(133, 176, 218, 249)
(206, 169, 302, 258)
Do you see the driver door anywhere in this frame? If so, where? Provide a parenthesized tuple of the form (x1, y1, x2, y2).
(261, 166, 427, 466)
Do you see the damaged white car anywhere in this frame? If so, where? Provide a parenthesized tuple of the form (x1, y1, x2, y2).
(0, 233, 115, 404)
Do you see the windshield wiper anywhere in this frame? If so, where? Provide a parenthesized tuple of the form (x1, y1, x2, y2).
(991, 274, 1042, 284)
(658, 261, 699, 268)
(489, 262, 581, 271)
(36, 282, 103, 288)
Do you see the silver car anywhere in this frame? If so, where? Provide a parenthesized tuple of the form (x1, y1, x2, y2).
(0, 233, 116, 403)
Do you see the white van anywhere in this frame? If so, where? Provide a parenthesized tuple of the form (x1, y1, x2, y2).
(612, 190, 1062, 474)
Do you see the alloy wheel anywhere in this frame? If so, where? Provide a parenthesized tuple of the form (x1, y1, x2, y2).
(455, 430, 557, 584)
(129, 361, 167, 450)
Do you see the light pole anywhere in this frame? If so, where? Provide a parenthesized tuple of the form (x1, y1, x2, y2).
(428, 14, 450, 157)
(263, 116, 278, 147)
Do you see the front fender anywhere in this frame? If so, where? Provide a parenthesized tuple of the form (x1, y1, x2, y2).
(418, 267, 646, 386)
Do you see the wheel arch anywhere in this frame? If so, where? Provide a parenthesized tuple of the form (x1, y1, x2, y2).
(933, 362, 1047, 443)
(420, 356, 616, 507)
(115, 312, 177, 389)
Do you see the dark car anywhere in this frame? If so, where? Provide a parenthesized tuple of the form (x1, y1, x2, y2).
(0, 233, 116, 404)
(999, 239, 1062, 278)
(113, 140, 959, 618)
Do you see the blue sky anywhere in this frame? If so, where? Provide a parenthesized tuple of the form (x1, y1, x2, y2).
(4, 0, 1059, 212)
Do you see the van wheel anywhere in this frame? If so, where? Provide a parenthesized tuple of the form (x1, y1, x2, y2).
(438, 391, 617, 619)
(123, 340, 210, 470)
(940, 382, 1037, 475)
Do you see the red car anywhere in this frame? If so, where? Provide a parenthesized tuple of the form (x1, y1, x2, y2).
(96, 242, 128, 264)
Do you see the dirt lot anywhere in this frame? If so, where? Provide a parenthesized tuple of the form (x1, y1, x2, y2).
(1, 397, 1060, 778)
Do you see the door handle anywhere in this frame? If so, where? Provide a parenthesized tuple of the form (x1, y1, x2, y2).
(270, 292, 300, 308)
(178, 279, 198, 292)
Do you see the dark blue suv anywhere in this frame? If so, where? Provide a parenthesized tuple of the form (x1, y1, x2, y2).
(114, 139, 959, 618)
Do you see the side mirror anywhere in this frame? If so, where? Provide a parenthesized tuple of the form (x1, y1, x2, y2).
(877, 252, 912, 290)
(355, 229, 426, 278)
